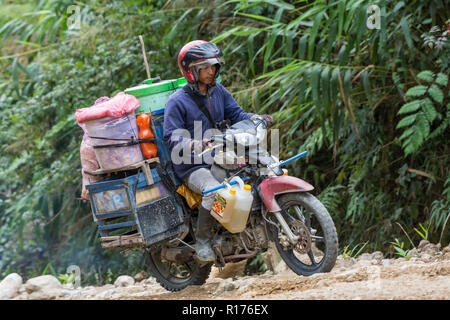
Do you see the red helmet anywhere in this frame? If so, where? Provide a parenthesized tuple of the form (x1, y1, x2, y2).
(178, 40, 224, 83)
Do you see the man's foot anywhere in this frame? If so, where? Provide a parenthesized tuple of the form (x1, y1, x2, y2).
(196, 238, 216, 262)
(195, 205, 217, 262)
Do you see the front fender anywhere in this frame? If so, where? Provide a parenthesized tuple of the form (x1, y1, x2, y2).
(258, 175, 314, 212)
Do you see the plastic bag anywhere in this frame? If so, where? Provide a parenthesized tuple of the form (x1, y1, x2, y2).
(176, 184, 202, 210)
(78, 96, 112, 200)
(75, 92, 140, 124)
(80, 133, 103, 200)
(83, 113, 144, 170)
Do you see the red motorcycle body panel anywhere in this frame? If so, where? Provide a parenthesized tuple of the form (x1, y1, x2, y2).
(258, 176, 314, 212)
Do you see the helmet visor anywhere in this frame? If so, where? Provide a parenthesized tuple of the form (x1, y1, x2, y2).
(190, 57, 225, 69)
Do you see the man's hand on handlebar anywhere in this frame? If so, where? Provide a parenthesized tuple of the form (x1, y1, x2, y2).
(190, 139, 212, 155)
(261, 114, 273, 125)
(251, 114, 273, 126)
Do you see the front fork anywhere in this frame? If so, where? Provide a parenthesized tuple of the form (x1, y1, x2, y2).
(261, 204, 299, 246)
(273, 211, 299, 245)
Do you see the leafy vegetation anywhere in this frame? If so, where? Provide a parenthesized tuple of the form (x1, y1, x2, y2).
(0, 0, 448, 283)
(390, 238, 412, 259)
(341, 241, 369, 259)
(396, 70, 448, 155)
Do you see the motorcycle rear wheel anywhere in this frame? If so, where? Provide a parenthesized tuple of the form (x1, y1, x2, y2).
(273, 192, 338, 276)
(144, 245, 212, 292)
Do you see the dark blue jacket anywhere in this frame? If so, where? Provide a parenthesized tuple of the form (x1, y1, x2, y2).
(163, 82, 254, 180)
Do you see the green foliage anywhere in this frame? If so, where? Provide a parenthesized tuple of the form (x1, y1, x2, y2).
(430, 175, 450, 244)
(413, 221, 432, 241)
(57, 272, 75, 286)
(245, 252, 268, 275)
(317, 184, 345, 216)
(396, 71, 448, 155)
(341, 241, 368, 259)
(0, 0, 449, 283)
(215, 0, 450, 250)
(390, 238, 412, 260)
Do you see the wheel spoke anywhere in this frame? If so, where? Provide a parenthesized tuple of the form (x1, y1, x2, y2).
(168, 262, 175, 276)
(173, 264, 184, 277)
(305, 212, 311, 230)
(184, 262, 193, 274)
(154, 252, 171, 278)
(293, 206, 306, 223)
(307, 250, 317, 265)
(311, 235, 324, 242)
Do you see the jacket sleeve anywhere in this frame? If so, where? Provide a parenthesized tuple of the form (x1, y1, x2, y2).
(221, 85, 255, 124)
(163, 99, 192, 153)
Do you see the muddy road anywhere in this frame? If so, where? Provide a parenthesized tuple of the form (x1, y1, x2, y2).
(51, 240, 450, 300)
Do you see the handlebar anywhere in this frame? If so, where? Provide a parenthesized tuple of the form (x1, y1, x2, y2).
(274, 151, 308, 168)
(201, 179, 240, 195)
(201, 151, 308, 195)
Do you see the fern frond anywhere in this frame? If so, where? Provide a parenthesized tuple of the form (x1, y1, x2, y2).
(421, 98, 439, 122)
(435, 73, 448, 87)
(396, 113, 417, 129)
(428, 111, 450, 140)
(405, 85, 427, 98)
(428, 84, 444, 104)
(396, 69, 447, 156)
(417, 70, 435, 82)
(398, 100, 421, 115)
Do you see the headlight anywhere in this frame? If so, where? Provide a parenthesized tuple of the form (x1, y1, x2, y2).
(234, 132, 259, 146)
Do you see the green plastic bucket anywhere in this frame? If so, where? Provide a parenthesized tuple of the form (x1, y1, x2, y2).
(124, 77, 187, 114)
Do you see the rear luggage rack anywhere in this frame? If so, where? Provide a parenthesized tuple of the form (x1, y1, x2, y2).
(86, 157, 185, 251)
(84, 157, 160, 185)
(100, 233, 146, 250)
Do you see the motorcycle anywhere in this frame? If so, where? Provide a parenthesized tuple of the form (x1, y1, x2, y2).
(144, 116, 339, 292)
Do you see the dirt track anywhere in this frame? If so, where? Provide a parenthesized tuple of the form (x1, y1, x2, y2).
(52, 240, 450, 300)
(130, 252, 450, 300)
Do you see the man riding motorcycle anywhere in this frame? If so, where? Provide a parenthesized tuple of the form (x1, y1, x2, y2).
(163, 40, 272, 262)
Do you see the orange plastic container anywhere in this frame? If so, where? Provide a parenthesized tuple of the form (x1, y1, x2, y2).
(136, 113, 157, 159)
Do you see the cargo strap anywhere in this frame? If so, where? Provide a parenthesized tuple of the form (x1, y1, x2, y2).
(89, 136, 157, 149)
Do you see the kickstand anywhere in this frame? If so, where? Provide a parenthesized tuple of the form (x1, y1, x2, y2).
(213, 245, 226, 268)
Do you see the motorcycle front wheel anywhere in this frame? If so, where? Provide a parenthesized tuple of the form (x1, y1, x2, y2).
(272, 192, 338, 276)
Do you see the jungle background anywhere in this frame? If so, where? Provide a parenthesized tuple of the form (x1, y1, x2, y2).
(0, 0, 448, 285)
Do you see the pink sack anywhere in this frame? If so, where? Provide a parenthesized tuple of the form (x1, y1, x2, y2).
(78, 96, 112, 200)
(76, 93, 141, 199)
(75, 92, 140, 123)
(80, 133, 102, 200)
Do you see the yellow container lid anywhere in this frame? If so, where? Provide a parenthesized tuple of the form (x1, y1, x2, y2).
(244, 184, 252, 191)
(229, 188, 236, 195)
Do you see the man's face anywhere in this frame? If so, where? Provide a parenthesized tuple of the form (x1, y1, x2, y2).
(197, 64, 216, 85)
